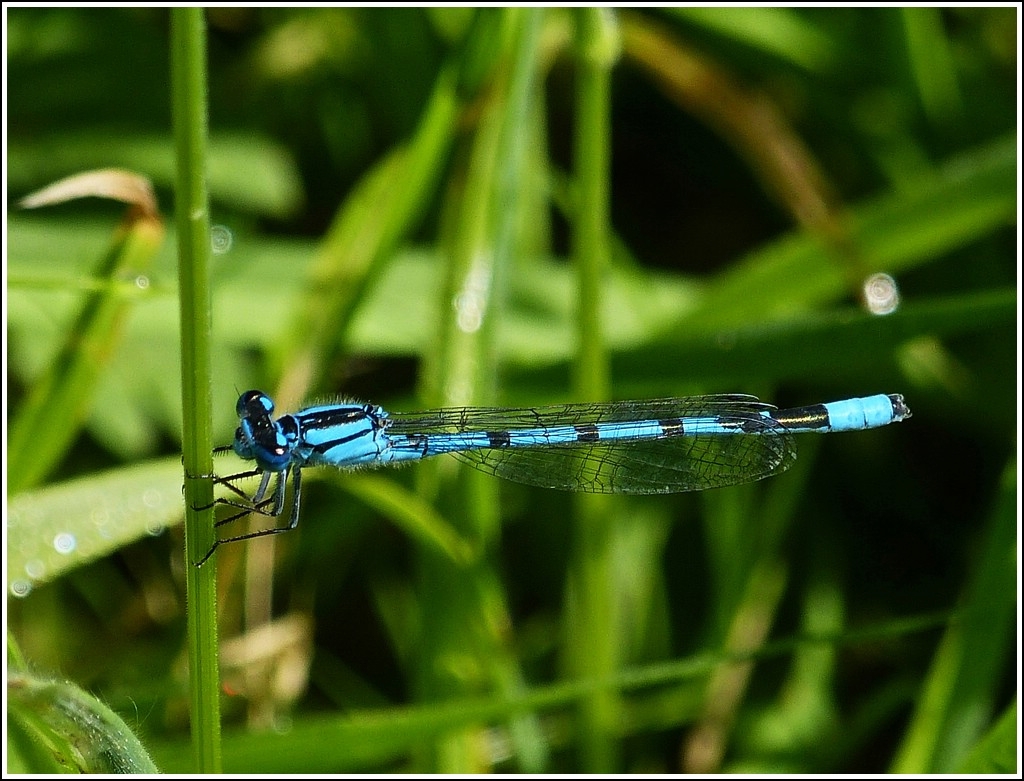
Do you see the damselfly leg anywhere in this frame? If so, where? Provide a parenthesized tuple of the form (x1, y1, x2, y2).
(191, 446, 304, 565)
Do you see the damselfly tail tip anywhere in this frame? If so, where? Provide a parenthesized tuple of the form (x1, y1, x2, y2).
(887, 394, 912, 422)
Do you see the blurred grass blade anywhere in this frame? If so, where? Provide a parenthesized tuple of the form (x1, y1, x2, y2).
(6, 457, 184, 596)
(273, 61, 461, 406)
(634, 286, 1015, 384)
(900, 7, 964, 126)
(145, 607, 950, 773)
(683, 135, 1016, 329)
(7, 670, 159, 773)
(664, 6, 836, 72)
(511, 286, 1015, 393)
(17, 167, 158, 214)
(340, 473, 475, 565)
(8, 174, 164, 494)
(889, 459, 1017, 773)
(565, 7, 620, 772)
(7, 132, 304, 219)
(957, 700, 1018, 774)
(621, 13, 842, 246)
(411, 8, 548, 773)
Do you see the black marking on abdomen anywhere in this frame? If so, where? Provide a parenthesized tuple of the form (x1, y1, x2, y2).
(659, 419, 684, 436)
(575, 424, 601, 442)
(487, 431, 511, 448)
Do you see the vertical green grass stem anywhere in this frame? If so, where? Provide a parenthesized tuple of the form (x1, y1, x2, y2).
(566, 8, 620, 772)
(171, 7, 222, 773)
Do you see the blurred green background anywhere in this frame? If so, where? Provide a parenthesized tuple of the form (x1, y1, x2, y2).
(5, 7, 1017, 774)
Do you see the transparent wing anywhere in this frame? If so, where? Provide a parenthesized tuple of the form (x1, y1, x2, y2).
(386, 395, 797, 494)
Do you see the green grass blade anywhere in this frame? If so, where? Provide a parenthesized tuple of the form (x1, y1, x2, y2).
(7, 132, 304, 219)
(957, 700, 1019, 774)
(682, 136, 1015, 330)
(340, 473, 475, 565)
(564, 7, 620, 772)
(412, 8, 548, 772)
(623, 287, 1015, 388)
(890, 459, 1017, 773)
(665, 7, 836, 72)
(272, 60, 461, 406)
(171, 7, 221, 773)
(7, 211, 164, 494)
(6, 457, 184, 595)
(7, 671, 159, 773)
(145, 609, 951, 773)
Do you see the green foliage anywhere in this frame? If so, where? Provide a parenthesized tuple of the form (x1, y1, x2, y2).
(6, 6, 1016, 774)
(7, 664, 159, 774)
(958, 700, 1019, 775)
